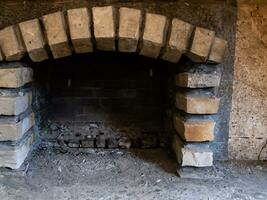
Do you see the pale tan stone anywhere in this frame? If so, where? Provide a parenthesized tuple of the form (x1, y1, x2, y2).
(67, 8, 93, 54)
(173, 115, 215, 142)
(208, 37, 227, 63)
(228, 137, 267, 160)
(0, 25, 26, 61)
(162, 18, 194, 63)
(0, 133, 34, 169)
(92, 6, 116, 51)
(176, 72, 221, 88)
(176, 92, 220, 114)
(118, 7, 142, 52)
(0, 67, 33, 88)
(229, 2, 267, 145)
(0, 112, 35, 141)
(19, 19, 48, 62)
(0, 91, 32, 116)
(140, 13, 168, 58)
(172, 134, 213, 167)
(187, 27, 215, 62)
(42, 11, 72, 59)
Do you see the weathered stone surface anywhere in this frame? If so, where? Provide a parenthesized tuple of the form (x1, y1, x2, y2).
(92, 6, 116, 51)
(208, 37, 227, 63)
(42, 11, 72, 59)
(118, 7, 142, 52)
(176, 92, 220, 114)
(172, 134, 213, 167)
(229, 2, 267, 145)
(162, 18, 194, 63)
(174, 115, 215, 142)
(187, 27, 215, 62)
(0, 112, 35, 141)
(0, 91, 32, 116)
(140, 13, 168, 58)
(0, 25, 25, 61)
(176, 72, 221, 88)
(67, 8, 93, 54)
(19, 19, 48, 62)
(229, 137, 267, 160)
(0, 132, 34, 169)
(0, 67, 33, 88)
(0, 48, 4, 61)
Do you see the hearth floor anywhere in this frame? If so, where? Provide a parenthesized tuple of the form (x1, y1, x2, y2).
(0, 146, 266, 200)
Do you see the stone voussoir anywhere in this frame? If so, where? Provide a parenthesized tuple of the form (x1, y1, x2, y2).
(0, 91, 32, 116)
(0, 25, 26, 61)
(162, 18, 194, 63)
(172, 134, 213, 167)
(118, 7, 142, 52)
(67, 7, 93, 54)
(140, 13, 168, 58)
(19, 18, 48, 62)
(208, 36, 228, 63)
(176, 72, 221, 88)
(0, 112, 35, 141)
(92, 6, 116, 51)
(187, 27, 215, 62)
(173, 114, 215, 142)
(42, 11, 72, 59)
(0, 66, 33, 88)
(176, 91, 220, 114)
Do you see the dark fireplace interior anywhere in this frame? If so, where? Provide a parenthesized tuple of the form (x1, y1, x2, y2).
(30, 52, 174, 149)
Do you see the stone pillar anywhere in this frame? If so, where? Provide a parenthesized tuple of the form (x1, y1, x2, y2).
(0, 63, 35, 169)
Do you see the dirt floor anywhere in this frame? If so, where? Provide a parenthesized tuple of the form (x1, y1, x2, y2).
(0, 146, 266, 200)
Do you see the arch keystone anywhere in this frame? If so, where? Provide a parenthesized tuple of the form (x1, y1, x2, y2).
(118, 7, 142, 52)
(67, 8, 93, 54)
(42, 11, 72, 59)
(19, 19, 48, 62)
(140, 13, 168, 58)
(92, 6, 116, 51)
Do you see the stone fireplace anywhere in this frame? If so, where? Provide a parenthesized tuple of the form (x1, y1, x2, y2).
(0, 4, 230, 170)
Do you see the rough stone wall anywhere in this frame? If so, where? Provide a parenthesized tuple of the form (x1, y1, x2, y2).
(0, 0, 236, 160)
(229, 0, 267, 160)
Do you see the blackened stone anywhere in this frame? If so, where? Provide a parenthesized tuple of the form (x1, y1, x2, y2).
(80, 136, 95, 148)
(107, 137, 119, 148)
(118, 137, 131, 149)
(95, 135, 106, 148)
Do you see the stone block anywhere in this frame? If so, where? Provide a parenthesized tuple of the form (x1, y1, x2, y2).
(176, 72, 221, 88)
(173, 115, 215, 142)
(172, 134, 213, 167)
(176, 91, 220, 114)
(140, 13, 168, 58)
(67, 8, 93, 54)
(118, 7, 142, 52)
(208, 37, 228, 63)
(0, 112, 35, 141)
(96, 135, 106, 148)
(42, 11, 72, 59)
(19, 19, 48, 62)
(0, 66, 33, 88)
(187, 27, 215, 62)
(92, 6, 116, 51)
(162, 18, 194, 63)
(228, 137, 267, 160)
(0, 25, 26, 61)
(0, 131, 34, 169)
(0, 91, 32, 116)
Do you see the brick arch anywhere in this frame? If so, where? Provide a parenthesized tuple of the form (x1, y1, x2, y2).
(0, 6, 228, 169)
(0, 6, 227, 64)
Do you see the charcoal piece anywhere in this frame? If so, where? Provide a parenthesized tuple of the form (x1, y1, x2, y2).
(80, 136, 95, 148)
(107, 137, 119, 148)
(95, 135, 106, 148)
(118, 137, 131, 149)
